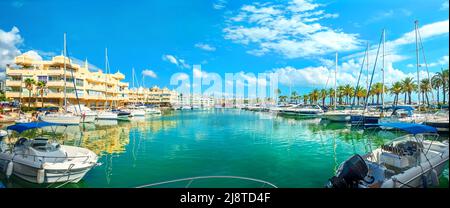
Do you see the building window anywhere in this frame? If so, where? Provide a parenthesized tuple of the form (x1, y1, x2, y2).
(37, 76, 48, 83)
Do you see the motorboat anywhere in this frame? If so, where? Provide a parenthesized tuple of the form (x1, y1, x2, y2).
(0, 114, 17, 123)
(181, 105, 192, 110)
(0, 122, 99, 184)
(112, 109, 131, 121)
(326, 123, 448, 188)
(423, 110, 449, 133)
(39, 112, 80, 125)
(96, 110, 118, 120)
(145, 108, 161, 115)
(379, 106, 427, 124)
(278, 104, 324, 117)
(66, 105, 97, 123)
(323, 106, 362, 122)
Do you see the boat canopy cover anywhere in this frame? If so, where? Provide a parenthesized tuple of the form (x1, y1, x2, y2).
(6, 122, 68, 133)
(37, 107, 59, 111)
(378, 122, 437, 134)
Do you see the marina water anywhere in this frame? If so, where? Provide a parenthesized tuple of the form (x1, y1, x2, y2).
(1, 109, 448, 188)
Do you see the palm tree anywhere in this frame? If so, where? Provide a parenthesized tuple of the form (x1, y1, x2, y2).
(355, 86, 367, 105)
(291, 91, 298, 104)
(24, 78, 36, 108)
(431, 74, 442, 104)
(36, 81, 47, 108)
(433, 69, 449, 104)
(401, 77, 417, 105)
(371, 83, 385, 105)
(310, 89, 320, 104)
(275, 88, 281, 104)
(337, 86, 345, 105)
(420, 79, 432, 106)
(303, 94, 309, 105)
(390, 81, 403, 106)
(328, 88, 335, 107)
(319, 89, 327, 107)
(343, 84, 354, 105)
(279, 95, 288, 103)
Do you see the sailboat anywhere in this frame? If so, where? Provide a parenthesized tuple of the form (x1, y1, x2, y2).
(351, 30, 387, 127)
(323, 53, 356, 122)
(127, 68, 145, 117)
(40, 33, 81, 125)
(97, 48, 119, 120)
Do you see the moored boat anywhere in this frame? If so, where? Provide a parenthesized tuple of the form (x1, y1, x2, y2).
(326, 123, 448, 188)
(0, 122, 99, 184)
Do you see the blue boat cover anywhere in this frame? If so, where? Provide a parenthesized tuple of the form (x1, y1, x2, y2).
(6, 122, 68, 133)
(378, 122, 437, 134)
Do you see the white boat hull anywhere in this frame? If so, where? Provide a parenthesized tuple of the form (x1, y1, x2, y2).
(40, 114, 80, 125)
(96, 112, 118, 120)
(323, 114, 351, 122)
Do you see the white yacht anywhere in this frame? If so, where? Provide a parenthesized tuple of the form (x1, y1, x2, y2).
(379, 106, 427, 124)
(423, 110, 449, 133)
(279, 104, 324, 117)
(40, 113, 80, 125)
(67, 105, 97, 123)
(0, 123, 99, 184)
(96, 111, 118, 120)
(327, 123, 448, 188)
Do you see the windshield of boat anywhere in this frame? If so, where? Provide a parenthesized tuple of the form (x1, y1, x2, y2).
(31, 138, 61, 152)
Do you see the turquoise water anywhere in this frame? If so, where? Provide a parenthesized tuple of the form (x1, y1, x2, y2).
(1, 109, 448, 188)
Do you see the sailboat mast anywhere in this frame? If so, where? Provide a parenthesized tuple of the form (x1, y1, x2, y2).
(334, 52, 338, 109)
(105, 48, 108, 110)
(366, 42, 369, 95)
(63, 33, 67, 112)
(381, 29, 385, 110)
(414, 20, 421, 107)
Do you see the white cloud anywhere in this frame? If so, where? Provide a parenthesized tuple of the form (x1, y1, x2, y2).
(343, 19, 449, 68)
(195, 43, 216, 51)
(0, 26, 23, 68)
(390, 20, 449, 47)
(22, 50, 43, 61)
(162, 54, 191, 69)
(441, 0, 449, 10)
(224, 0, 360, 58)
(142, 69, 157, 78)
(427, 55, 449, 67)
(213, 0, 227, 10)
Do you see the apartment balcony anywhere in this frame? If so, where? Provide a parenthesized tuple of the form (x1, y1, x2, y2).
(5, 80, 22, 87)
(46, 81, 65, 87)
(6, 68, 35, 75)
(45, 92, 64, 98)
(5, 92, 24, 98)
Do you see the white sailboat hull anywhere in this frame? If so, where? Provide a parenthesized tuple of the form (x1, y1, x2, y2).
(96, 112, 118, 120)
(40, 114, 80, 125)
(130, 110, 145, 117)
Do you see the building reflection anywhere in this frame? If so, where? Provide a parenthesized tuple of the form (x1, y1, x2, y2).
(37, 118, 178, 156)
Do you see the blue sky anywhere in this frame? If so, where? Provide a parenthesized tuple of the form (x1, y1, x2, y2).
(0, 0, 448, 97)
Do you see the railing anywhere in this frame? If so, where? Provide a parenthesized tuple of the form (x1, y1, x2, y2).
(136, 176, 278, 188)
(12, 153, 92, 164)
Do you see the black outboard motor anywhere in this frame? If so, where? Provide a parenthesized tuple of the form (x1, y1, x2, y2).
(326, 154, 368, 188)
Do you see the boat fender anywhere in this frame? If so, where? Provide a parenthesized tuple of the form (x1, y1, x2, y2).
(37, 169, 45, 184)
(6, 161, 13, 179)
(430, 169, 439, 187)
